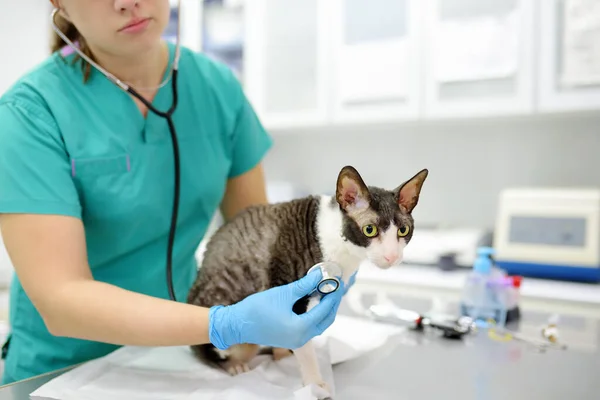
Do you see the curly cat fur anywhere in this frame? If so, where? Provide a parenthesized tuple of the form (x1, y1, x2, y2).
(186, 165, 428, 397)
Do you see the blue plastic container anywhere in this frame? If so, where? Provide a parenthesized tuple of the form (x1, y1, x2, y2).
(460, 247, 509, 327)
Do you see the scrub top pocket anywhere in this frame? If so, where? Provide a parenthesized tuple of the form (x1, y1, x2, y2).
(71, 153, 131, 178)
(71, 153, 135, 220)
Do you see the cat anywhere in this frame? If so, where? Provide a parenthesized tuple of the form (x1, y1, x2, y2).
(186, 165, 428, 397)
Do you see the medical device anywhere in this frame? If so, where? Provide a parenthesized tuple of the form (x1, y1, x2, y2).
(50, 2, 182, 301)
(307, 262, 342, 295)
(401, 227, 492, 269)
(493, 188, 600, 283)
(366, 303, 475, 339)
(367, 301, 567, 349)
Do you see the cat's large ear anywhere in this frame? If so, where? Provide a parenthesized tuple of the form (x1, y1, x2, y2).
(396, 169, 428, 213)
(336, 166, 371, 213)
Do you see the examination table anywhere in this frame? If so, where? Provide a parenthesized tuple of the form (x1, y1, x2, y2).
(0, 295, 597, 399)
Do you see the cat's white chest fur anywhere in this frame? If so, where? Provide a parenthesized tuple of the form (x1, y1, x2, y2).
(315, 195, 366, 284)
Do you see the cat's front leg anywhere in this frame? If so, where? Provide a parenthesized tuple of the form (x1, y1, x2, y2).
(293, 340, 331, 398)
(292, 293, 332, 398)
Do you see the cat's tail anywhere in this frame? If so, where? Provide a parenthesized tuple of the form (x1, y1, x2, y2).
(190, 343, 228, 367)
(190, 343, 275, 362)
(190, 343, 263, 374)
(192, 345, 285, 358)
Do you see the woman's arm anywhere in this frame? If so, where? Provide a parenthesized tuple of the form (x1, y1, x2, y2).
(0, 213, 211, 347)
(0, 211, 344, 350)
(220, 163, 269, 221)
(0, 94, 343, 350)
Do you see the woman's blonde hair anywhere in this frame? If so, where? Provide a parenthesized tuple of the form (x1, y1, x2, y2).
(50, 12, 95, 82)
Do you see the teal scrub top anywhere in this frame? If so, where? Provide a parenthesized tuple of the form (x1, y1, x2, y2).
(0, 41, 272, 384)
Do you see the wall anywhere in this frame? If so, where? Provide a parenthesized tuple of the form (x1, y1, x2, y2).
(0, 0, 50, 96)
(1, 1, 598, 276)
(262, 111, 600, 230)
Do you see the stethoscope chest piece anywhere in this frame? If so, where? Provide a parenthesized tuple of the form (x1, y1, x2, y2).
(307, 261, 342, 295)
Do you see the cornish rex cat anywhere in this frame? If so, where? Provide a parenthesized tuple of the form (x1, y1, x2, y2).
(187, 165, 428, 397)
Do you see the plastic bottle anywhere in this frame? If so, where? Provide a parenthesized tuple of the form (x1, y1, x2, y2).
(460, 247, 508, 327)
(505, 275, 522, 323)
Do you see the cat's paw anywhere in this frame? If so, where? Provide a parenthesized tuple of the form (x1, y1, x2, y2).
(221, 360, 251, 376)
(317, 381, 331, 393)
(272, 347, 293, 361)
(305, 380, 332, 399)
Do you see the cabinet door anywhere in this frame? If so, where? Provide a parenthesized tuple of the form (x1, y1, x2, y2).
(423, 0, 535, 118)
(200, 0, 245, 82)
(243, 0, 330, 129)
(330, 0, 423, 123)
(538, 0, 600, 112)
(165, 0, 203, 52)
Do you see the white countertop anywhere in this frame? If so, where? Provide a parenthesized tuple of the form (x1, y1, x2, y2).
(356, 263, 600, 305)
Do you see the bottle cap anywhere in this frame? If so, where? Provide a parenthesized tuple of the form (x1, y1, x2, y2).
(473, 246, 495, 274)
(476, 246, 496, 257)
(511, 276, 522, 288)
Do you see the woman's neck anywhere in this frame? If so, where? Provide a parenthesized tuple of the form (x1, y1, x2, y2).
(89, 41, 170, 92)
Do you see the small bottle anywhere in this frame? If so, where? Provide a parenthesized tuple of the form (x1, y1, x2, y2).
(460, 247, 505, 326)
(505, 275, 522, 323)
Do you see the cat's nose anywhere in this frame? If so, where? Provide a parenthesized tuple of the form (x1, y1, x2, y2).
(384, 254, 398, 263)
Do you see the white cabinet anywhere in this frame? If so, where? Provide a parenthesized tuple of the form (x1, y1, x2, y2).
(422, 0, 535, 118)
(330, 0, 423, 123)
(166, 0, 203, 52)
(538, 0, 600, 113)
(243, 0, 331, 129)
(199, 0, 600, 130)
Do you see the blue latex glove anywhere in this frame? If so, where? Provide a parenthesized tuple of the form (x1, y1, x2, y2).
(343, 271, 358, 295)
(208, 268, 344, 350)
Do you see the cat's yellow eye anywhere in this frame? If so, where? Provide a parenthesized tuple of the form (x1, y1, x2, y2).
(362, 224, 378, 237)
(398, 225, 410, 237)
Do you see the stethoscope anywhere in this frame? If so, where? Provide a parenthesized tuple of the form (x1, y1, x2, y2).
(50, 1, 182, 302)
(307, 262, 342, 295)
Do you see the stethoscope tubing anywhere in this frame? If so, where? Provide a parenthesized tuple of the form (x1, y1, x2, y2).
(50, 3, 182, 302)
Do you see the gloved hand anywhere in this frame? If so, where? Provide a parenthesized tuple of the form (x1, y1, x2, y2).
(343, 271, 358, 295)
(208, 268, 344, 350)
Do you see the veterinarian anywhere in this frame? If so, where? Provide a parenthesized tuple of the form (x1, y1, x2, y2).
(0, 0, 350, 384)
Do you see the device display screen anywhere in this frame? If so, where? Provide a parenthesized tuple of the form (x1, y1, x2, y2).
(508, 216, 587, 247)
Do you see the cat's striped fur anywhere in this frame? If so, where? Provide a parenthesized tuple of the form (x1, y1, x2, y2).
(186, 165, 428, 396)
